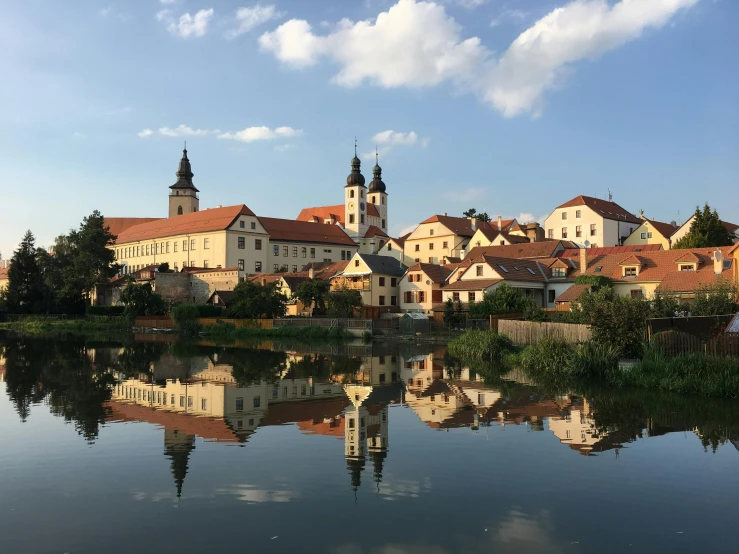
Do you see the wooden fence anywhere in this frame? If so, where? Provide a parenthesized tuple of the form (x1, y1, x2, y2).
(651, 330, 739, 357)
(196, 318, 274, 329)
(498, 319, 591, 346)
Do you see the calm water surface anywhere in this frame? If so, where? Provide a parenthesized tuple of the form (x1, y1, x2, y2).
(1, 334, 738, 554)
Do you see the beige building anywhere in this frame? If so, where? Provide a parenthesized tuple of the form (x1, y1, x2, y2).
(398, 263, 453, 314)
(545, 195, 640, 248)
(332, 253, 407, 309)
(622, 217, 678, 250)
(0, 267, 8, 293)
(669, 214, 739, 246)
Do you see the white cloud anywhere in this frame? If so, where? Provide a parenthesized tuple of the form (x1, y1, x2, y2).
(218, 125, 302, 142)
(137, 129, 154, 138)
(159, 124, 219, 137)
(159, 0, 177, 4)
(259, 0, 697, 117)
(373, 130, 418, 145)
(158, 8, 214, 38)
(225, 4, 283, 39)
(490, 9, 529, 27)
(450, 0, 486, 8)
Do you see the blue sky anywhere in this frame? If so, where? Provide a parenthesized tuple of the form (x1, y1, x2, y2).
(1, 0, 737, 258)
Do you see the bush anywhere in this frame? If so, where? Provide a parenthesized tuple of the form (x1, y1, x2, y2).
(171, 303, 201, 336)
(86, 305, 125, 316)
(468, 283, 538, 318)
(119, 282, 167, 320)
(447, 330, 514, 361)
(194, 304, 223, 318)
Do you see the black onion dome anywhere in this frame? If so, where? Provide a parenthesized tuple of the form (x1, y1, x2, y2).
(368, 163, 386, 193)
(346, 155, 366, 187)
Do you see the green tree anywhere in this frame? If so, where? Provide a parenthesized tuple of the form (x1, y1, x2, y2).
(443, 298, 456, 328)
(5, 231, 46, 314)
(691, 278, 737, 316)
(327, 287, 362, 318)
(650, 290, 682, 318)
(157, 262, 172, 273)
(468, 283, 538, 318)
(673, 204, 732, 249)
(228, 280, 287, 319)
(462, 209, 491, 222)
(294, 279, 331, 315)
(120, 281, 167, 320)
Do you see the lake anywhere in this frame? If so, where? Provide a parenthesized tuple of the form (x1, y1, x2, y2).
(1, 333, 738, 554)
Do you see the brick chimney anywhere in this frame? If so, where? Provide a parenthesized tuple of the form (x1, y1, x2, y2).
(497, 215, 503, 231)
(468, 217, 476, 232)
(580, 247, 588, 274)
(308, 266, 315, 279)
(714, 249, 724, 275)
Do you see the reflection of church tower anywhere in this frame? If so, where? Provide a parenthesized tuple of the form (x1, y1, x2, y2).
(164, 428, 196, 498)
(345, 404, 367, 494)
(368, 408, 389, 493)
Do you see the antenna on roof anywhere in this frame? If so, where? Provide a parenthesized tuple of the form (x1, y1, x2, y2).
(354, 136, 357, 157)
(184, 140, 187, 151)
(375, 146, 378, 165)
(608, 188, 612, 202)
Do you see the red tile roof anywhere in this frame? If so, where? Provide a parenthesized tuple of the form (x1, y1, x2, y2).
(673, 252, 700, 263)
(259, 217, 358, 246)
(116, 205, 255, 243)
(405, 263, 454, 284)
(0, 267, 8, 280)
(722, 221, 739, 235)
(556, 195, 640, 224)
(300, 260, 350, 280)
(442, 278, 502, 291)
(364, 225, 389, 238)
(418, 215, 515, 237)
(296, 203, 380, 225)
(105, 217, 163, 238)
(468, 256, 547, 283)
(657, 269, 734, 293)
(643, 218, 678, 239)
(466, 241, 572, 260)
(555, 284, 590, 303)
(619, 254, 645, 266)
(556, 244, 662, 258)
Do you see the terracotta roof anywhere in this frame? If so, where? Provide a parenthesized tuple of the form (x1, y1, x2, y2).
(465, 241, 572, 260)
(555, 195, 640, 224)
(722, 221, 739, 235)
(300, 260, 350, 280)
(206, 290, 234, 306)
(105, 217, 163, 238)
(475, 256, 547, 283)
(657, 270, 734, 293)
(643, 219, 678, 239)
(0, 267, 8, 280)
(673, 252, 700, 263)
(619, 255, 644, 266)
(475, 228, 530, 244)
(247, 274, 284, 285)
(259, 217, 357, 246)
(405, 263, 454, 284)
(555, 284, 590, 303)
(444, 256, 462, 264)
(116, 205, 255, 243)
(556, 244, 662, 258)
(364, 225, 389, 238)
(296, 203, 380, 225)
(442, 278, 502, 291)
(418, 215, 514, 237)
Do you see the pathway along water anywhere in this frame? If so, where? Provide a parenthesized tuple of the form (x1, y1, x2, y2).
(0, 334, 737, 553)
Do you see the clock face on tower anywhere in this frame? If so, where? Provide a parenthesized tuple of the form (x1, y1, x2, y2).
(348, 201, 355, 211)
(359, 202, 365, 212)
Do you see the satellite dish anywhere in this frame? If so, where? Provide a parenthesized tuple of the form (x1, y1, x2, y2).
(426, 280, 431, 285)
(583, 240, 590, 248)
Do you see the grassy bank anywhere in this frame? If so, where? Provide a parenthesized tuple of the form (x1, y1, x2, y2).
(201, 321, 356, 342)
(0, 316, 130, 334)
(448, 330, 739, 398)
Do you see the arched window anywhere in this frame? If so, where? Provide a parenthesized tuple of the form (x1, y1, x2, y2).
(177, 206, 183, 215)
(350, 190, 355, 198)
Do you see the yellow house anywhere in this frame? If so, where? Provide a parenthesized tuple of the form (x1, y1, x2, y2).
(332, 253, 407, 309)
(399, 263, 453, 315)
(622, 218, 677, 250)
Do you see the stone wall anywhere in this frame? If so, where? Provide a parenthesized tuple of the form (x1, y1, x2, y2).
(155, 272, 191, 304)
(190, 269, 240, 303)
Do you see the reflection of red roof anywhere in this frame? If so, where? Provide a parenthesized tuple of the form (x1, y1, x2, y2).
(117, 205, 254, 243)
(106, 400, 244, 442)
(555, 195, 639, 224)
(261, 397, 350, 436)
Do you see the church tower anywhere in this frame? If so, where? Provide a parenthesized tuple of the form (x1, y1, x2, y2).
(344, 141, 367, 238)
(368, 149, 388, 234)
(169, 146, 200, 218)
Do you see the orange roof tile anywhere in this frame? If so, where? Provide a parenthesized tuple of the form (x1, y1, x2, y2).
(405, 263, 454, 284)
(643, 218, 679, 239)
(116, 205, 254, 243)
(0, 267, 8, 280)
(556, 244, 662, 258)
(555, 284, 590, 303)
(296, 203, 380, 225)
(673, 252, 700, 263)
(556, 195, 640, 224)
(364, 225, 389, 238)
(418, 215, 514, 237)
(619, 254, 645, 266)
(465, 241, 571, 260)
(657, 270, 734, 293)
(259, 217, 358, 246)
(105, 217, 163, 238)
(442, 278, 502, 291)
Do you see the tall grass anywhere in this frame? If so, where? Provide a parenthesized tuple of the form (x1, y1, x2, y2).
(447, 330, 515, 361)
(204, 321, 352, 343)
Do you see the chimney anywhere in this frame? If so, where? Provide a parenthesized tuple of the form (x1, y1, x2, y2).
(460, 249, 466, 260)
(497, 215, 503, 231)
(443, 212, 447, 216)
(714, 249, 724, 275)
(579, 247, 588, 274)
(308, 267, 315, 279)
(468, 217, 476, 231)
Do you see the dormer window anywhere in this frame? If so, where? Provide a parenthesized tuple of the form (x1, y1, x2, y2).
(623, 267, 637, 277)
(679, 264, 695, 272)
(552, 268, 566, 278)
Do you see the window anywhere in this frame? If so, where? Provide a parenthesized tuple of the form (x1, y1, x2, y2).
(640, 232, 647, 240)
(590, 224, 596, 236)
(255, 239, 262, 250)
(282, 246, 288, 257)
(476, 266, 483, 276)
(443, 241, 448, 249)
(429, 243, 434, 251)
(177, 206, 183, 215)
(253, 396, 261, 408)
(452, 292, 460, 301)
(349, 214, 355, 224)
(251, 222, 256, 230)
(292, 265, 297, 273)
(341, 250, 346, 261)
(301, 247, 307, 258)
(647, 232, 653, 238)
(183, 240, 188, 251)
(360, 190, 364, 199)
(187, 396, 193, 408)
(273, 245, 279, 256)
(204, 238, 210, 249)
(166, 242, 170, 253)
(360, 214, 365, 224)
(391, 296, 397, 306)
(180, 395, 185, 407)
(404, 291, 411, 303)
(391, 278, 397, 287)
(576, 210, 581, 218)
(203, 260, 209, 268)
(174, 263, 178, 271)
(552, 268, 566, 278)
(201, 398, 207, 410)
(236, 397, 244, 411)
(255, 261, 262, 272)
(562, 212, 568, 220)
(238, 259, 244, 271)
(379, 295, 386, 306)
(145, 244, 150, 256)
(190, 239, 196, 250)
(415, 258, 420, 262)
(415, 244, 420, 252)
(548, 229, 554, 239)
(292, 247, 298, 257)
(273, 264, 279, 272)
(387, 243, 393, 251)
(350, 190, 355, 198)
(382, 219, 386, 228)
(240, 221, 245, 228)
(174, 242, 178, 253)
(428, 257, 434, 264)
(561, 227, 568, 239)
(354, 259, 360, 267)
(631, 289, 643, 299)
(576, 226, 582, 238)
(468, 292, 476, 302)
(429, 229, 435, 236)
(379, 277, 386, 286)
(238, 237, 245, 249)
(679, 264, 695, 272)
(548, 290, 556, 303)
(624, 267, 637, 277)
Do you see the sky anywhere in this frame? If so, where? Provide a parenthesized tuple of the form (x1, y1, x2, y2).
(1, 0, 737, 258)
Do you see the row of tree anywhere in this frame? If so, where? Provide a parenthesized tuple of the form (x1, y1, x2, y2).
(1, 212, 118, 314)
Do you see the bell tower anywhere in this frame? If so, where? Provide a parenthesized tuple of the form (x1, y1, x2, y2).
(344, 140, 367, 238)
(169, 145, 200, 218)
(368, 149, 388, 234)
